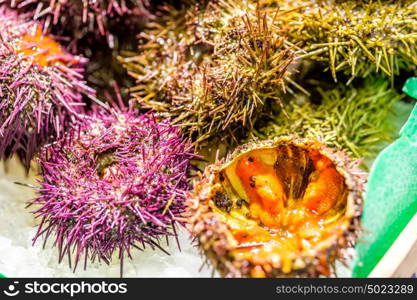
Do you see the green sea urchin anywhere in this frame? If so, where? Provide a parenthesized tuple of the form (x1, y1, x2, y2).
(2, 0, 149, 49)
(255, 78, 403, 159)
(121, 0, 296, 145)
(0, 7, 94, 169)
(266, 0, 417, 82)
(188, 137, 365, 277)
(29, 106, 195, 276)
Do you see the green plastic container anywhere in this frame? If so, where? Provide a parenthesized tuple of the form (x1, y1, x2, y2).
(353, 78, 417, 277)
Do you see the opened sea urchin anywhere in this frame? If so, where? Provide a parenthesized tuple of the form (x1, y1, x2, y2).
(29, 108, 194, 275)
(0, 7, 93, 168)
(188, 138, 365, 277)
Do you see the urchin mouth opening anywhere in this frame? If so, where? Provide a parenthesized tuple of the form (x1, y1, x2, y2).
(95, 148, 118, 178)
(211, 143, 349, 268)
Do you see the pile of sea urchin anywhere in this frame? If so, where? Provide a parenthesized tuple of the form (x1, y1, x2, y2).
(0, 0, 415, 279)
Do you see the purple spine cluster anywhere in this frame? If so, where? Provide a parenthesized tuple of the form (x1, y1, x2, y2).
(30, 107, 195, 275)
(3, 0, 149, 39)
(0, 7, 93, 168)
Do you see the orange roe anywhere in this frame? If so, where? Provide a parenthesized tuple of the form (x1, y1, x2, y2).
(14, 27, 74, 67)
(227, 150, 346, 272)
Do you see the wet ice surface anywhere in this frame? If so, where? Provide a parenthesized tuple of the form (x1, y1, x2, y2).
(0, 157, 214, 278)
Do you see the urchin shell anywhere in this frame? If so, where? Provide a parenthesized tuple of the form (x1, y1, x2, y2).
(0, 6, 93, 169)
(29, 107, 195, 274)
(121, 0, 295, 145)
(187, 137, 365, 277)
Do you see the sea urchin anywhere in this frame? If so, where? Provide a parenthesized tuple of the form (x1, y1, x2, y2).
(28, 107, 195, 276)
(3, 0, 150, 47)
(256, 77, 403, 159)
(121, 0, 295, 145)
(188, 137, 365, 277)
(0, 7, 93, 168)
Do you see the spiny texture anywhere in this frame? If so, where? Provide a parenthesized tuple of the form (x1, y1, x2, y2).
(255, 78, 402, 159)
(29, 108, 195, 275)
(2, 0, 149, 48)
(269, 0, 417, 82)
(0, 7, 93, 169)
(121, 0, 295, 145)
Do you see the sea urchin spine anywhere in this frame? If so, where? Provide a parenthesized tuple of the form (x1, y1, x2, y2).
(29, 106, 195, 276)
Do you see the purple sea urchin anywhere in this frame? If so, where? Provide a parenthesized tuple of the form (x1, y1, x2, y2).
(29, 107, 195, 275)
(2, 1, 150, 99)
(188, 137, 365, 277)
(0, 7, 93, 169)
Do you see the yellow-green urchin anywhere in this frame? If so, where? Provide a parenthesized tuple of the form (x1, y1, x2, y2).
(254, 77, 404, 159)
(263, 0, 417, 83)
(187, 137, 365, 277)
(120, 0, 296, 146)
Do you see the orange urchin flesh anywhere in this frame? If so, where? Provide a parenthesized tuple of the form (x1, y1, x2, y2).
(13, 26, 76, 67)
(188, 138, 365, 278)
